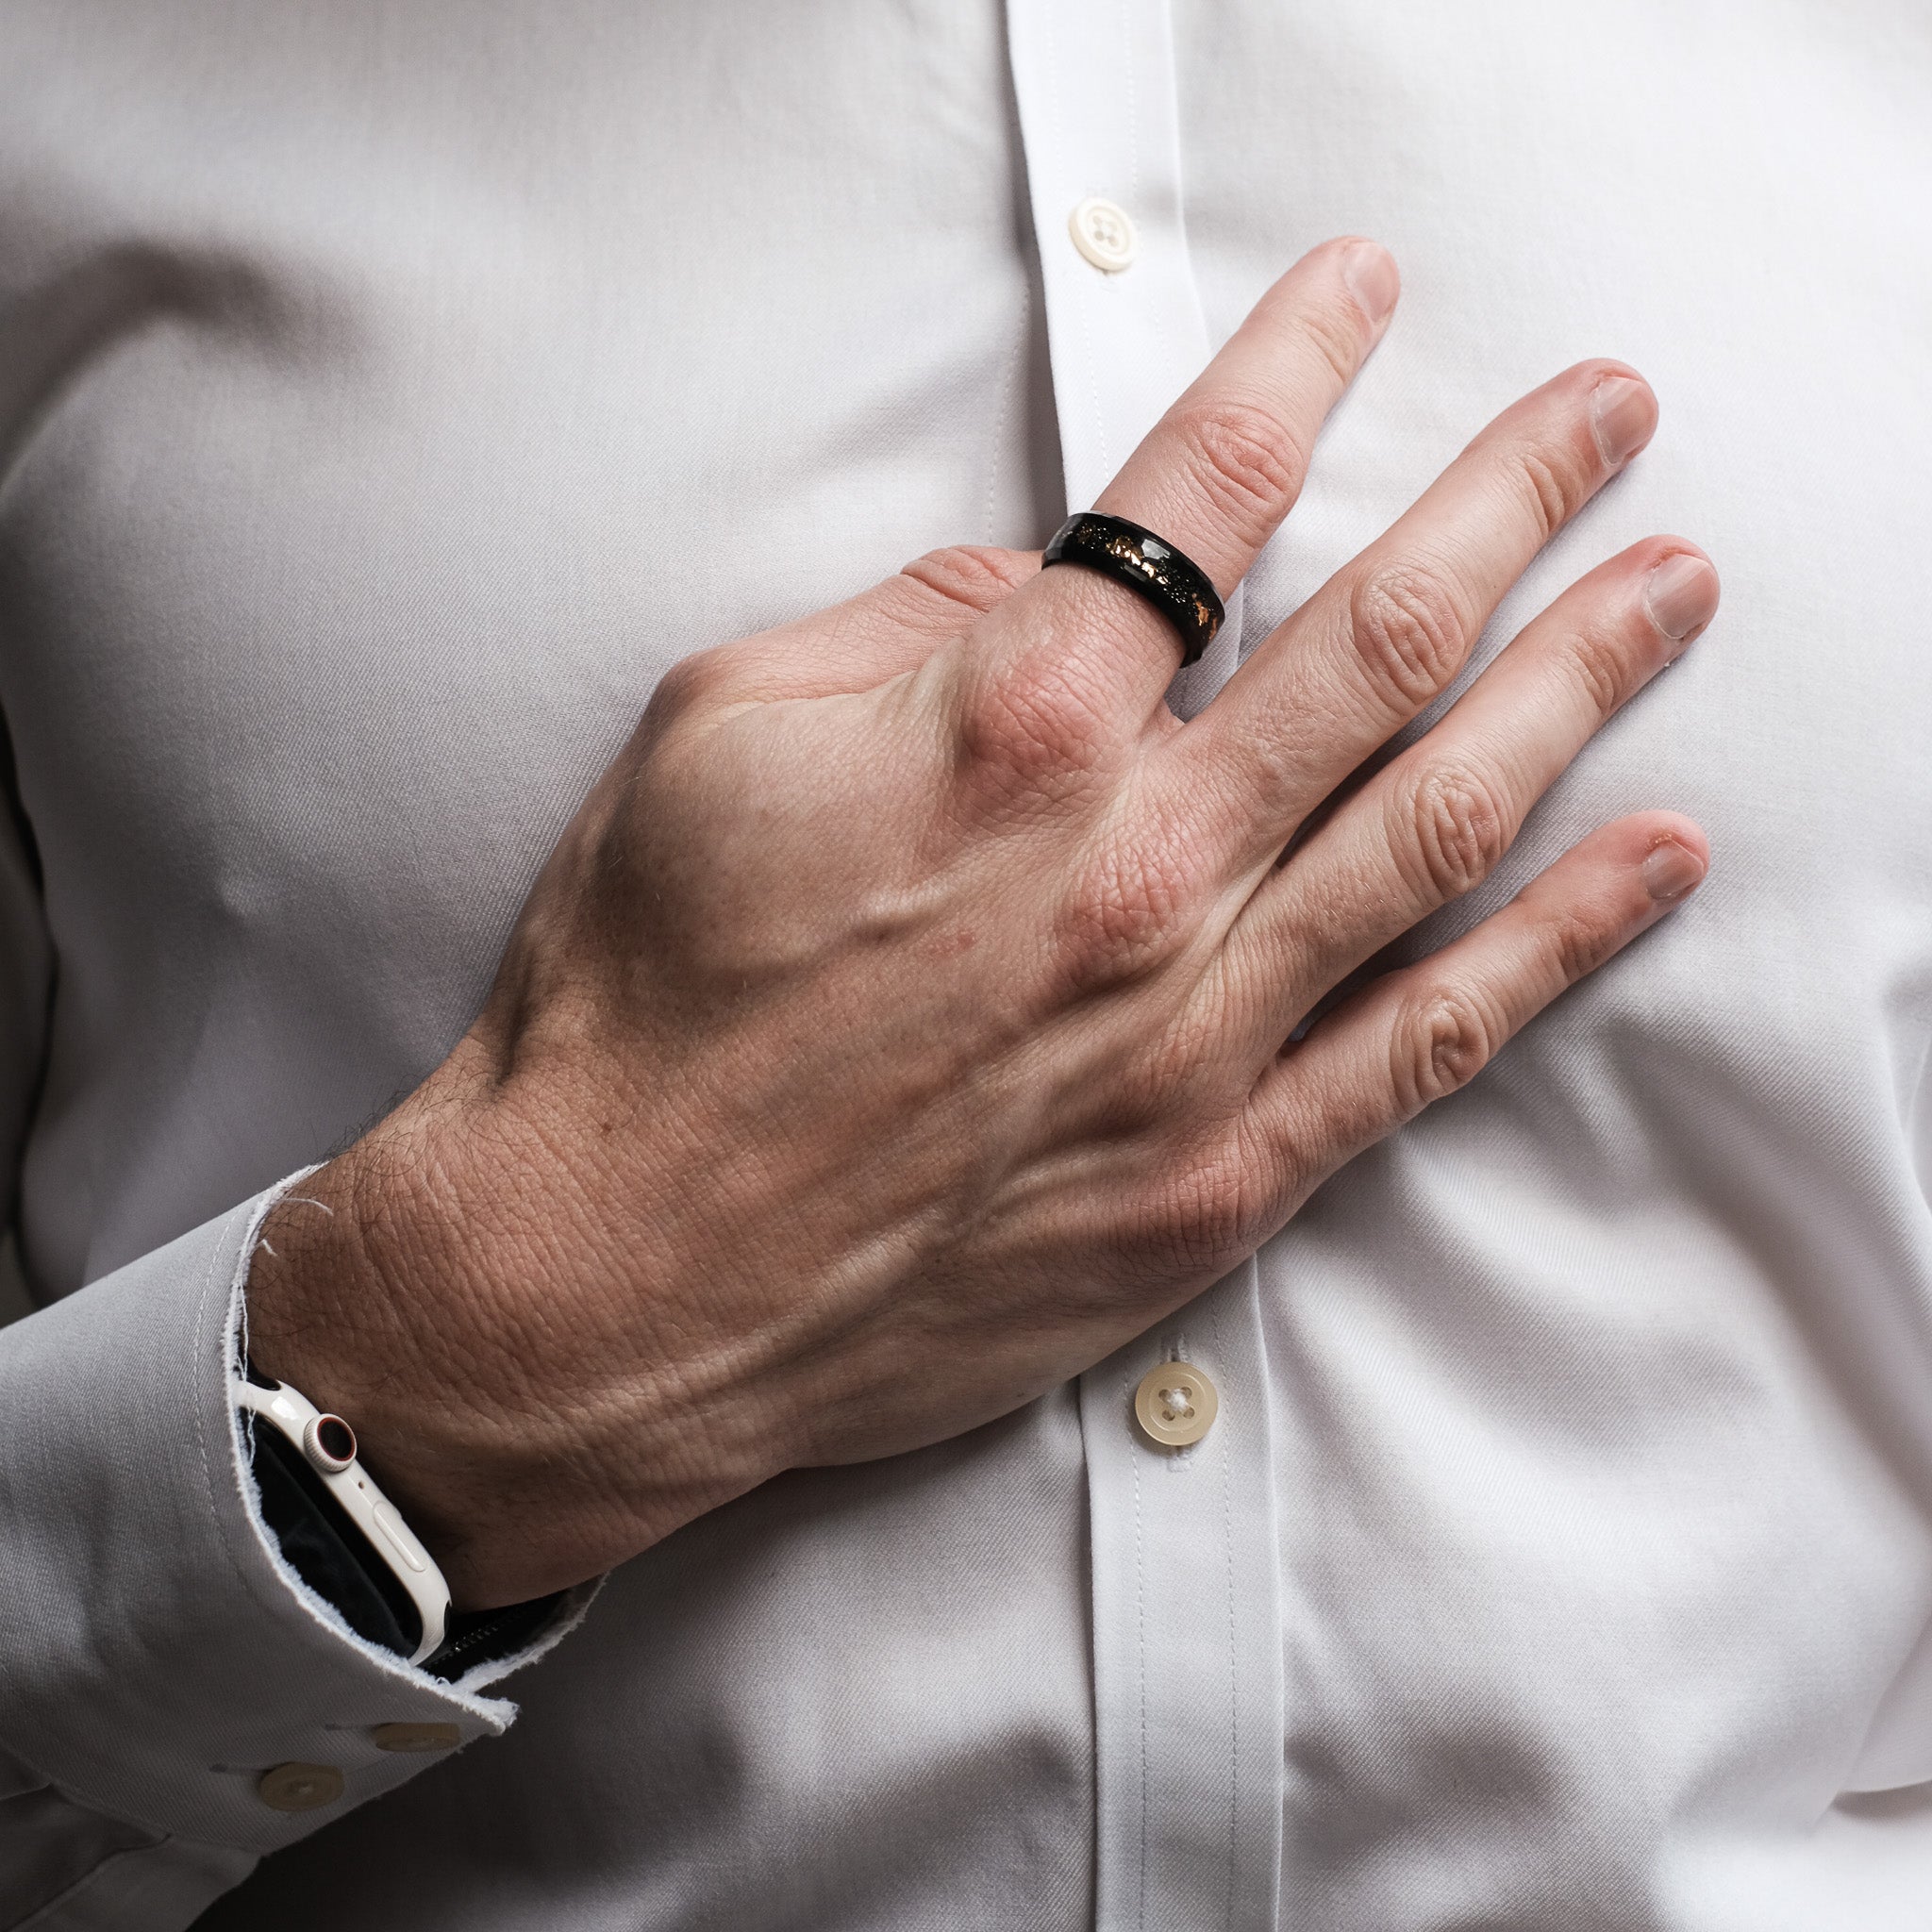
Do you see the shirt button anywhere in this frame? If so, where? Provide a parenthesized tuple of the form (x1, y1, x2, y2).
(257, 1761, 345, 1812)
(1133, 1361, 1219, 1448)
(371, 1721, 462, 1753)
(1069, 195, 1139, 273)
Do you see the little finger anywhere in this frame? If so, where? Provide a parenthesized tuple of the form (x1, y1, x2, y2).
(1241, 811, 1710, 1214)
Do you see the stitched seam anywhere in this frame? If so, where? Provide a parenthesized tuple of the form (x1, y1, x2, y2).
(9, 1832, 218, 1932)
(1132, 1364, 1149, 1932)
(1083, 279, 1110, 489)
(189, 1200, 245, 1607)
(1041, 1, 1111, 492)
(983, 273, 1028, 545)
(1216, 1298, 1240, 1928)
(1144, 0, 1184, 519)
(12, 1846, 132, 1930)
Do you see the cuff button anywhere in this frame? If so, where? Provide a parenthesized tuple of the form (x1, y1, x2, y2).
(258, 1761, 345, 1811)
(372, 1722, 462, 1753)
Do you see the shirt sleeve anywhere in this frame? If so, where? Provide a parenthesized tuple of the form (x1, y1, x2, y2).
(0, 745, 590, 1925)
(0, 1178, 596, 1930)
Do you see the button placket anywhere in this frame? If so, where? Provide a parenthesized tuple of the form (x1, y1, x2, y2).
(1007, 2, 1284, 1924)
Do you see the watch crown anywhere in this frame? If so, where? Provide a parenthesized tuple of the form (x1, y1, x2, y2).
(303, 1412, 358, 1474)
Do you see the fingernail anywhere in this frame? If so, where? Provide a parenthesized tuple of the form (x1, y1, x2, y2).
(1643, 553, 1720, 644)
(1590, 374, 1655, 469)
(1342, 242, 1400, 327)
(1641, 838, 1706, 904)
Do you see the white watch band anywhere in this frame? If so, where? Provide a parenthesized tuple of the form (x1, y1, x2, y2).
(237, 1374, 451, 1665)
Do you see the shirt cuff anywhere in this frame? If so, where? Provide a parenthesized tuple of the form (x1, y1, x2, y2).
(0, 1174, 593, 1871)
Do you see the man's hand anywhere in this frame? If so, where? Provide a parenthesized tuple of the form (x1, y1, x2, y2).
(245, 239, 1718, 1607)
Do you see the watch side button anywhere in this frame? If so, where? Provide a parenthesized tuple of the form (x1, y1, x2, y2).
(371, 1499, 430, 1572)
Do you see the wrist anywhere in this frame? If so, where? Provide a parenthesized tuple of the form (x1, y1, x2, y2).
(242, 1122, 496, 1594)
(243, 1052, 783, 1605)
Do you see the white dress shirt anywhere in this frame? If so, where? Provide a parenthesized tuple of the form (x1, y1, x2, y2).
(1, 1, 1930, 1925)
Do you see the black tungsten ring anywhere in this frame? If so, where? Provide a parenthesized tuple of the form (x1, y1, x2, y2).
(1041, 511, 1224, 666)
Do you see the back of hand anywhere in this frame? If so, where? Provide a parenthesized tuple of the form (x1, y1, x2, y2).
(246, 239, 1717, 1607)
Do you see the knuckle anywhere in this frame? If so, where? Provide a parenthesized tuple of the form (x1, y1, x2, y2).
(1511, 441, 1591, 542)
(1394, 760, 1511, 901)
(956, 656, 1109, 797)
(1056, 825, 1200, 990)
(1228, 725, 1303, 827)
(1144, 1142, 1257, 1273)
(1306, 297, 1366, 390)
(1566, 619, 1638, 719)
(902, 544, 1034, 616)
(1391, 986, 1497, 1113)
(1113, 1018, 1213, 1126)
(1169, 397, 1307, 533)
(1348, 562, 1469, 710)
(646, 649, 726, 721)
(1544, 908, 1619, 986)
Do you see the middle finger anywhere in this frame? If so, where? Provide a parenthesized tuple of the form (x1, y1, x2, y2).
(1154, 358, 1658, 879)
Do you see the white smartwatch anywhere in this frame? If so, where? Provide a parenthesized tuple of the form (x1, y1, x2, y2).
(237, 1374, 451, 1665)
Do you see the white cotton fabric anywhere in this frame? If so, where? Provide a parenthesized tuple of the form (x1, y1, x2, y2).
(0, 0, 1928, 1926)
